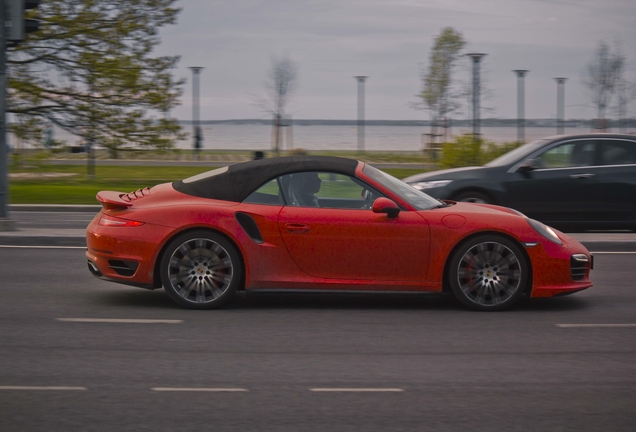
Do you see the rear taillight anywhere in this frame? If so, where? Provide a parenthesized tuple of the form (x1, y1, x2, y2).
(98, 214, 145, 227)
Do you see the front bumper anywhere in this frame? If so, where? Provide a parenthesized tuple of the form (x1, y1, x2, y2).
(526, 232, 593, 298)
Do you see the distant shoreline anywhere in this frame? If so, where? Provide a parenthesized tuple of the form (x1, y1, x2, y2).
(180, 118, 636, 128)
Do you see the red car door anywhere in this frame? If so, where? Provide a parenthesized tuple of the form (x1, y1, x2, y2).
(278, 206, 430, 281)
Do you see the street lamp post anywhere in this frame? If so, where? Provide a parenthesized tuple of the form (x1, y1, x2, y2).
(189, 67, 204, 158)
(466, 53, 487, 138)
(0, 6, 13, 230)
(513, 70, 529, 143)
(554, 78, 567, 135)
(354, 76, 368, 152)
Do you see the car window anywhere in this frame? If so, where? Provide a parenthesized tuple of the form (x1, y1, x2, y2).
(243, 179, 283, 205)
(281, 171, 382, 209)
(485, 139, 548, 167)
(599, 140, 636, 165)
(536, 140, 596, 168)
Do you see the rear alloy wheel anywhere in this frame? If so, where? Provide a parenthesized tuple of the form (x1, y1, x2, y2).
(160, 231, 242, 309)
(449, 235, 529, 311)
(453, 191, 491, 204)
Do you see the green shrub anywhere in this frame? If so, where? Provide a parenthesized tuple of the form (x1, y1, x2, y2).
(438, 135, 521, 168)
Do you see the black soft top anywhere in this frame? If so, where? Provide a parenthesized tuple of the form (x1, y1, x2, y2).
(173, 155, 359, 202)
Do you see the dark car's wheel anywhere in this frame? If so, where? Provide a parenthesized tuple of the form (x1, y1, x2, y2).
(449, 235, 529, 311)
(453, 191, 491, 204)
(160, 230, 242, 309)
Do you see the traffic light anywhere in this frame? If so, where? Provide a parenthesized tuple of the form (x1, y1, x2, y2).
(8, 0, 40, 42)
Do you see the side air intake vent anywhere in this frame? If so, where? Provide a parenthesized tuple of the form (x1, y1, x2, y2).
(235, 213, 264, 244)
(570, 254, 589, 281)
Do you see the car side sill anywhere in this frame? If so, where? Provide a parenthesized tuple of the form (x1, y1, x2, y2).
(245, 289, 443, 295)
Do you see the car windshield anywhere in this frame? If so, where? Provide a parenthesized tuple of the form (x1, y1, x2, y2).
(485, 140, 548, 167)
(362, 164, 442, 210)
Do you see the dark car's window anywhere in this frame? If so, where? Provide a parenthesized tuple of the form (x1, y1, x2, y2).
(536, 140, 597, 168)
(280, 171, 383, 209)
(485, 139, 548, 167)
(599, 140, 636, 165)
(243, 179, 282, 205)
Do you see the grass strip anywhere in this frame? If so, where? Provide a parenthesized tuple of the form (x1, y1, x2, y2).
(9, 165, 424, 204)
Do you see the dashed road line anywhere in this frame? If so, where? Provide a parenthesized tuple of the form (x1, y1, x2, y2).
(152, 388, 248, 392)
(310, 388, 404, 392)
(56, 318, 183, 324)
(0, 386, 87, 391)
(556, 324, 636, 328)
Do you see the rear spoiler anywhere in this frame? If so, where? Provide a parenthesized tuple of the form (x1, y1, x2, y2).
(97, 188, 151, 210)
(96, 191, 134, 210)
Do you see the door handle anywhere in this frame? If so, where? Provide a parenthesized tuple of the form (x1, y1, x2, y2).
(570, 173, 595, 179)
(285, 223, 310, 234)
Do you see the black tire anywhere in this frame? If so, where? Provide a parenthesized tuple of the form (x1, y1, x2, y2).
(160, 230, 242, 310)
(449, 234, 529, 311)
(453, 191, 492, 204)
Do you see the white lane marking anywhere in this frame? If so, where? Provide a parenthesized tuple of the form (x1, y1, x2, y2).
(310, 388, 404, 392)
(589, 251, 636, 254)
(0, 386, 87, 391)
(0, 245, 85, 249)
(556, 324, 636, 328)
(152, 388, 248, 392)
(56, 318, 182, 324)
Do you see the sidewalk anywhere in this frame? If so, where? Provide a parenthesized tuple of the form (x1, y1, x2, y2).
(1, 204, 635, 251)
(41, 159, 431, 170)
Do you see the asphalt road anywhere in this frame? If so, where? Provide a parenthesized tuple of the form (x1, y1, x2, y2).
(0, 246, 634, 432)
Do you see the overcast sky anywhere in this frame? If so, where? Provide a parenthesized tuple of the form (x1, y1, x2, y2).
(157, 0, 636, 121)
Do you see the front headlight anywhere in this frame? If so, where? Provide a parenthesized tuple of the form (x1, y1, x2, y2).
(507, 208, 527, 218)
(410, 180, 452, 190)
(526, 219, 562, 245)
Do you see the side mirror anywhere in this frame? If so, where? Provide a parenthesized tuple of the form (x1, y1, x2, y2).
(517, 158, 540, 173)
(372, 197, 400, 218)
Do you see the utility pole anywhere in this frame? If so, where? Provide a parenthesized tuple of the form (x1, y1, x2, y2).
(513, 70, 529, 143)
(1, 1, 41, 231)
(354, 76, 368, 152)
(618, 79, 627, 133)
(466, 53, 486, 137)
(189, 67, 203, 158)
(554, 77, 567, 135)
(0, 3, 12, 230)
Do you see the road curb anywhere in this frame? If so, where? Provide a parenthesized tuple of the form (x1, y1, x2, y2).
(0, 236, 87, 247)
(10, 204, 101, 212)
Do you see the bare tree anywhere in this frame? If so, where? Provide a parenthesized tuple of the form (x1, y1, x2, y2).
(261, 55, 298, 155)
(582, 40, 624, 130)
(414, 28, 466, 145)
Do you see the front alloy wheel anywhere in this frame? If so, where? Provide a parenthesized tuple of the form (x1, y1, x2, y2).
(449, 235, 529, 311)
(160, 231, 242, 309)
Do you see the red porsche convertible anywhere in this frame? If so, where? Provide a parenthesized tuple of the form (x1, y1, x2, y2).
(86, 156, 592, 311)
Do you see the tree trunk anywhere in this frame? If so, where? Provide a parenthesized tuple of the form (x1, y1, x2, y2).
(272, 114, 281, 156)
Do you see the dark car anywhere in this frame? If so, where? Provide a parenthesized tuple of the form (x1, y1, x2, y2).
(403, 134, 636, 231)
